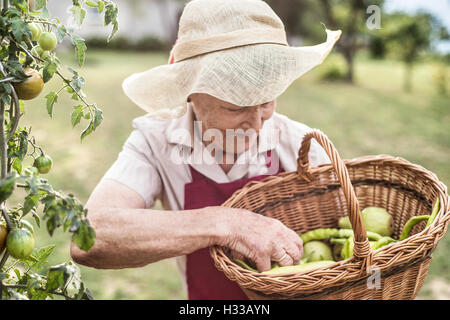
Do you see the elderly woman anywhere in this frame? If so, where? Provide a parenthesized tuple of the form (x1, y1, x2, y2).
(71, 0, 341, 300)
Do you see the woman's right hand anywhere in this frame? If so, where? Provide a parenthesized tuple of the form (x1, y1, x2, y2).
(211, 207, 304, 272)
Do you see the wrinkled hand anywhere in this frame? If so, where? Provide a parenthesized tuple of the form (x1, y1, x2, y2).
(216, 207, 303, 272)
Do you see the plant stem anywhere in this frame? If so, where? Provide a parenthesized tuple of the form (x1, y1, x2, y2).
(3, 0, 8, 10)
(0, 251, 9, 270)
(0, 102, 6, 179)
(0, 61, 21, 137)
(0, 77, 15, 83)
(0, 86, 13, 272)
(17, 183, 64, 199)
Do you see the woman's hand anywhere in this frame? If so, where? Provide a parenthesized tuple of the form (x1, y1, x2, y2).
(211, 207, 304, 272)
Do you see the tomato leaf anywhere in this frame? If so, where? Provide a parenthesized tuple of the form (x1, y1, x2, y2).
(46, 264, 66, 292)
(104, 3, 118, 42)
(72, 219, 95, 251)
(12, 157, 22, 174)
(43, 60, 57, 83)
(56, 25, 67, 43)
(32, 210, 40, 228)
(10, 17, 30, 44)
(0, 173, 16, 203)
(23, 195, 38, 215)
(93, 107, 103, 129)
(97, 1, 105, 14)
(75, 39, 87, 67)
(71, 105, 83, 128)
(45, 206, 61, 236)
(80, 119, 94, 141)
(41, 7, 50, 18)
(35, 0, 47, 10)
(108, 20, 119, 43)
(70, 73, 85, 92)
(45, 91, 58, 118)
(70, 5, 87, 27)
(85, 1, 98, 7)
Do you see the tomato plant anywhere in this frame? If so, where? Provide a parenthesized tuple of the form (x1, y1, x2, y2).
(0, 0, 118, 300)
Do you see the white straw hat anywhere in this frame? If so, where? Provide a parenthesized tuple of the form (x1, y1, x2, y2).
(122, 0, 342, 119)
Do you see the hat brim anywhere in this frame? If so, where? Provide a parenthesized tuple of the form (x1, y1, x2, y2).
(122, 29, 341, 118)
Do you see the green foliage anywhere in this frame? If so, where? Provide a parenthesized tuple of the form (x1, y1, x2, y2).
(379, 12, 441, 91)
(319, 63, 347, 81)
(0, 0, 119, 300)
(383, 12, 434, 64)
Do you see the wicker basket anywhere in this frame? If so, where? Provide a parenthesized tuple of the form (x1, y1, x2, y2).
(210, 130, 450, 300)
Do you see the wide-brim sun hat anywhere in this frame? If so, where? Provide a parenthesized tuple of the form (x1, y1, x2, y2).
(122, 0, 342, 119)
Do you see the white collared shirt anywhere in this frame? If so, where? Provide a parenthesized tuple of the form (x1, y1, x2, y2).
(100, 104, 330, 290)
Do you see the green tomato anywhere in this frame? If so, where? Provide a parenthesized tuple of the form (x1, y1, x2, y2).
(29, 23, 42, 41)
(20, 220, 34, 235)
(6, 228, 35, 259)
(31, 45, 50, 60)
(33, 154, 52, 174)
(38, 32, 57, 51)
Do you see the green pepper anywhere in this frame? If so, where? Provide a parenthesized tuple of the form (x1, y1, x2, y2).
(262, 260, 335, 275)
(425, 198, 440, 229)
(234, 259, 257, 272)
(330, 238, 347, 246)
(399, 215, 431, 241)
(299, 228, 339, 243)
(372, 236, 397, 250)
(341, 236, 384, 259)
(299, 228, 383, 244)
(336, 229, 383, 241)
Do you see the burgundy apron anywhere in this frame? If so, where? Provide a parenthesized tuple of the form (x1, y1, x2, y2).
(183, 151, 284, 300)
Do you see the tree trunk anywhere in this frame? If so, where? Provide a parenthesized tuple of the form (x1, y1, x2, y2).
(343, 46, 354, 83)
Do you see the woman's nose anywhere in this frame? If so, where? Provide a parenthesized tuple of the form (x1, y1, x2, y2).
(245, 106, 263, 130)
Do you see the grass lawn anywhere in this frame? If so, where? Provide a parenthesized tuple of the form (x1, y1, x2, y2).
(6, 49, 449, 300)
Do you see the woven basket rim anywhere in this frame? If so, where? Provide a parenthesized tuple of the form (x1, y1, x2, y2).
(211, 153, 450, 296)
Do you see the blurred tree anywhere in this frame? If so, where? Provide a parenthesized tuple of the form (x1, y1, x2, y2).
(382, 12, 438, 92)
(316, 0, 384, 83)
(267, 0, 384, 83)
(264, 0, 309, 41)
(368, 35, 387, 59)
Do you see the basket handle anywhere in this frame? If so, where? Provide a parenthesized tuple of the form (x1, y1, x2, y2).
(297, 129, 373, 272)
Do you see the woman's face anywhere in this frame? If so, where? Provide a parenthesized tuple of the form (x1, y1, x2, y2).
(189, 93, 276, 154)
